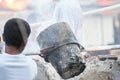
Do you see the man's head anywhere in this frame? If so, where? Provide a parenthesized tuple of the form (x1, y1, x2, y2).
(3, 18, 31, 50)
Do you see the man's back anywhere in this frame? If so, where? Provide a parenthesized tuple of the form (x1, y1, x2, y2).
(0, 53, 37, 80)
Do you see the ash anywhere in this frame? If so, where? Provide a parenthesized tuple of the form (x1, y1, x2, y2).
(33, 55, 120, 80)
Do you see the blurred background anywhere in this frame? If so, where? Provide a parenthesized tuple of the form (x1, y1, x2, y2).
(0, 0, 120, 56)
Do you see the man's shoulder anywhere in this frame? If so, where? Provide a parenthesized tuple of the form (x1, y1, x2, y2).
(0, 54, 6, 66)
(0, 54, 2, 56)
(25, 55, 37, 64)
(0, 53, 6, 58)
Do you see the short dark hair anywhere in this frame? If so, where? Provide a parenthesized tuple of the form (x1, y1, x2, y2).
(3, 18, 31, 49)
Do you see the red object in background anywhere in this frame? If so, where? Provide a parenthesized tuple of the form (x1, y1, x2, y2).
(0, 0, 30, 11)
(97, 0, 116, 6)
(102, 10, 116, 16)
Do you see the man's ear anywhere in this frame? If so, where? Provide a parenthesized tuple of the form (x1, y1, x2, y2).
(19, 42, 26, 52)
(20, 39, 27, 50)
(23, 39, 28, 45)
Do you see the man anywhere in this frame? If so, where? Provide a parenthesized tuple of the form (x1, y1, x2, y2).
(53, 0, 84, 44)
(0, 18, 37, 80)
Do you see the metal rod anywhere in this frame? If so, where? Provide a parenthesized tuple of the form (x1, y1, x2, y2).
(83, 4, 120, 15)
(84, 45, 120, 52)
(24, 45, 120, 55)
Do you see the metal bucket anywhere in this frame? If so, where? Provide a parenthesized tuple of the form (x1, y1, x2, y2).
(37, 22, 86, 79)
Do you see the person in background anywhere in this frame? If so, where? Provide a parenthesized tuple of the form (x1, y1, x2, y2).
(0, 18, 37, 80)
(52, 0, 90, 59)
(53, 0, 84, 44)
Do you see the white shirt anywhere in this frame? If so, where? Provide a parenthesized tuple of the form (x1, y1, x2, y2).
(0, 53, 37, 80)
